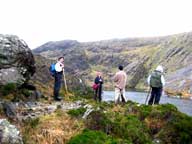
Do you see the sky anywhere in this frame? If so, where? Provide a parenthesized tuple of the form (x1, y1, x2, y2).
(0, 0, 192, 49)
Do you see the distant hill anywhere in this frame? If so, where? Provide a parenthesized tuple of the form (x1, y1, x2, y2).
(33, 32, 192, 98)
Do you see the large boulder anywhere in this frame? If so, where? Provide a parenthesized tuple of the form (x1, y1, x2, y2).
(0, 34, 35, 86)
(0, 119, 23, 144)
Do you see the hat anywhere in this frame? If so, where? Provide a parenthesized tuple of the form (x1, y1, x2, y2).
(156, 65, 163, 73)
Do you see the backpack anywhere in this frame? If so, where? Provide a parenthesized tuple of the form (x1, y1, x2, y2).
(49, 63, 56, 77)
(150, 71, 162, 88)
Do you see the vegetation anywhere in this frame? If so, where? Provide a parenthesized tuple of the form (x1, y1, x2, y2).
(0, 83, 17, 96)
(0, 82, 38, 102)
(1, 87, 191, 144)
(21, 111, 84, 144)
(67, 101, 192, 144)
(67, 129, 127, 144)
(67, 107, 87, 118)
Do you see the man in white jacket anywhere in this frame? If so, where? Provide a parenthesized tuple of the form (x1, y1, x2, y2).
(147, 65, 165, 105)
(113, 65, 127, 104)
(54, 57, 64, 101)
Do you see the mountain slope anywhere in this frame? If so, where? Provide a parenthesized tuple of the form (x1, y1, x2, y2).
(33, 32, 192, 98)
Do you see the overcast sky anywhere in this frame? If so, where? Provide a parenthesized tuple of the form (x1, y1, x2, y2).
(0, 0, 192, 49)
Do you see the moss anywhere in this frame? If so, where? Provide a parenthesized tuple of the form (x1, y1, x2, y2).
(85, 106, 152, 144)
(67, 107, 87, 118)
(86, 110, 110, 131)
(157, 112, 192, 144)
(112, 115, 152, 144)
(67, 129, 126, 144)
(137, 105, 153, 120)
(0, 83, 17, 96)
(21, 89, 32, 97)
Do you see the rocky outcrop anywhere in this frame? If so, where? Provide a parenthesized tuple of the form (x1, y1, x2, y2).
(0, 119, 23, 144)
(0, 34, 35, 86)
(0, 101, 82, 121)
(165, 64, 192, 98)
(125, 57, 149, 88)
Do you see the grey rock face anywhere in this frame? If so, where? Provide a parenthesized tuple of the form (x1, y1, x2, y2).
(2, 102, 17, 119)
(0, 34, 35, 86)
(1, 101, 82, 121)
(0, 119, 23, 144)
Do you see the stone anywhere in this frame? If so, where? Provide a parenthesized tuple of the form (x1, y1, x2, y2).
(0, 119, 23, 144)
(0, 34, 35, 86)
(82, 104, 93, 119)
(2, 102, 17, 119)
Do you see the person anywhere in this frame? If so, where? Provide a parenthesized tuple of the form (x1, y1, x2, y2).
(94, 72, 103, 102)
(53, 56, 64, 101)
(113, 65, 127, 104)
(147, 65, 165, 105)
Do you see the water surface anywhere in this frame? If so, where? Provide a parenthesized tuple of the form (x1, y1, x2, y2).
(103, 91, 192, 116)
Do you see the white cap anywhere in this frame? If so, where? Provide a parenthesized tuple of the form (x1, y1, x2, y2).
(156, 65, 163, 73)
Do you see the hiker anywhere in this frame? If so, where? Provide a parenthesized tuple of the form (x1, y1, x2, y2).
(113, 65, 127, 104)
(93, 72, 103, 102)
(53, 57, 64, 101)
(147, 65, 165, 105)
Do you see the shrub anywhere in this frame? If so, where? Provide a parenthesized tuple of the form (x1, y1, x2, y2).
(157, 112, 192, 144)
(67, 129, 127, 144)
(112, 115, 152, 144)
(0, 83, 17, 96)
(67, 107, 87, 118)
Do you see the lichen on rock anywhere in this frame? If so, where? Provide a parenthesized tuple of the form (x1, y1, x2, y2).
(0, 34, 35, 86)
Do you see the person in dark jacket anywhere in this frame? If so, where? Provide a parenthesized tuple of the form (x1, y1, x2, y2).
(147, 65, 165, 105)
(53, 57, 64, 101)
(94, 72, 103, 102)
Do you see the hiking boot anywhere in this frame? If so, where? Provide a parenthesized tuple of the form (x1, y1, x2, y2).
(54, 96, 62, 101)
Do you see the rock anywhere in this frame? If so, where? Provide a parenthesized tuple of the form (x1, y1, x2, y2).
(0, 34, 35, 86)
(0, 119, 23, 144)
(35, 91, 42, 99)
(2, 102, 17, 119)
(0, 101, 82, 121)
(124, 57, 149, 88)
(82, 104, 93, 119)
(165, 64, 192, 98)
(46, 105, 57, 113)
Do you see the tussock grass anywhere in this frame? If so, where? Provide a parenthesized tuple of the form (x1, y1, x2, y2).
(21, 110, 84, 144)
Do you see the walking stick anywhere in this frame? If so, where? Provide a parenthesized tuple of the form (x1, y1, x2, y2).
(145, 87, 151, 105)
(63, 68, 68, 94)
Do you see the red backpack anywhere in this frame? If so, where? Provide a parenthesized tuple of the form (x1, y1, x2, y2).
(92, 83, 99, 90)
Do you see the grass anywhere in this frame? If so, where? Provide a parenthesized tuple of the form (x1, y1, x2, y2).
(67, 129, 127, 144)
(21, 111, 84, 144)
(67, 107, 87, 118)
(0, 83, 17, 96)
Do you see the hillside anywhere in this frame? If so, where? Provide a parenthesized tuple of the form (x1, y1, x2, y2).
(33, 32, 192, 98)
(1, 34, 192, 144)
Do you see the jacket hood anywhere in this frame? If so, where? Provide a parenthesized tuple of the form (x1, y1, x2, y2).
(156, 65, 163, 73)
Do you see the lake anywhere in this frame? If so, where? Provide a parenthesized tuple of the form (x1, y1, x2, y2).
(103, 91, 192, 116)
